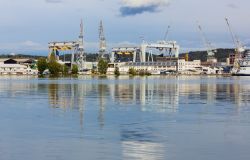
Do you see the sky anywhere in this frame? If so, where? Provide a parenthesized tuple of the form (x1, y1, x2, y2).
(0, 0, 249, 55)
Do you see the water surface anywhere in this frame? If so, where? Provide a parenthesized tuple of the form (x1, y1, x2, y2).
(0, 76, 250, 160)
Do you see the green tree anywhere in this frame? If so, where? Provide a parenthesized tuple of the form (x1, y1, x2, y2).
(114, 67, 120, 76)
(48, 61, 62, 75)
(98, 59, 108, 75)
(49, 50, 57, 62)
(128, 68, 137, 75)
(37, 58, 48, 74)
(71, 64, 78, 74)
(62, 65, 69, 75)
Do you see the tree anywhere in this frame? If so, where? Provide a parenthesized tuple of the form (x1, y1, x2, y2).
(98, 59, 108, 74)
(128, 68, 137, 75)
(48, 61, 62, 75)
(71, 64, 78, 74)
(37, 58, 48, 74)
(62, 65, 69, 75)
(114, 67, 120, 76)
(49, 50, 57, 62)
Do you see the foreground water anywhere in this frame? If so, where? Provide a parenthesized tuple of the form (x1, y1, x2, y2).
(0, 76, 250, 160)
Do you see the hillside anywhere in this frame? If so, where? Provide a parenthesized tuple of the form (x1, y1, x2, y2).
(180, 48, 235, 62)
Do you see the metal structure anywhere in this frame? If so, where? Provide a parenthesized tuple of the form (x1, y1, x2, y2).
(140, 40, 180, 62)
(111, 40, 180, 63)
(99, 20, 107, 59)
(197, 22, 217, 62)
(76, 19, 85, 70)
(48, 20, 85, 70)
(225, 18, 245, 70)
(163, 25, 171, 41)
(111, 47, 140, 63)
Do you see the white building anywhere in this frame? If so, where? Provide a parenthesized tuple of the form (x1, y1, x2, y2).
(177, 59, 202, 74)
(0, 63, 28, 75)
(107, 62, 177, 75)
(0, 58, 37, 75)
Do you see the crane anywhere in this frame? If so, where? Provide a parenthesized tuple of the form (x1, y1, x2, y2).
(197, 21, 217, 62)
(225, 18, 245, 70)
(163, 25, 171, 41)
(99, 20, 106, 59)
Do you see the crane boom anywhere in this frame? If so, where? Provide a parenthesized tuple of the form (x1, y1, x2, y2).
(225, 17, 245, 71)
(163, 25, 171, 41)
(197, 21, 215, 58)
(225, 18, 239, 49)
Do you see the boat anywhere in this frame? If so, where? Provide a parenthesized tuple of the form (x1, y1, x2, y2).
(233, 51, 250, 76)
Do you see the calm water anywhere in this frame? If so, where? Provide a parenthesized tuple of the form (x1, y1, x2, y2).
(0, 76, 250, 160)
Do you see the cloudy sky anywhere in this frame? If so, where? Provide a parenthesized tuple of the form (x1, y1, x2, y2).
(0, 0, 249, 55)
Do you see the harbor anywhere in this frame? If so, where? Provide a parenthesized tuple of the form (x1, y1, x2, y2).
(1, 0, 250, 160)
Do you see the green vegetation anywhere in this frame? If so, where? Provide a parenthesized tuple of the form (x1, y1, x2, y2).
(179, 48, 235, 62)
(47, 52, 62, 75)
(49, 51, 57, 62)
(98, 59, 108, 74)
(128, 68, 137, 76)
(48, 61, 62, 75)
(114, 67, 120, 76)
(72, 65, 78, 74)
(62, 65, 69, 75)
(37, 58, 48, 74)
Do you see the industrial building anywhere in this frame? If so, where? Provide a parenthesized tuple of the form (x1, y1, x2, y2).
(0, 58, 37, 75)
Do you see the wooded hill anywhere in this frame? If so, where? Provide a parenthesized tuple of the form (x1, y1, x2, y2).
(179, 48, 235, 62)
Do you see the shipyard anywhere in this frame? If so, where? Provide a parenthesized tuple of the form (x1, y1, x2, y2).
(0, 18, 248, 76)
(1, 0, 250, 160)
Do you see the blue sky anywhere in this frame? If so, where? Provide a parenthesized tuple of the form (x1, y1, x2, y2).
(0, 0, 249, 55)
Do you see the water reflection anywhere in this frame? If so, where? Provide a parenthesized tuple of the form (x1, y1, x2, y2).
(1, 76, 250, 160)
(1, 76, 250, 110)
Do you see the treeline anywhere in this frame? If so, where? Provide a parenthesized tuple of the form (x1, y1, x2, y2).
(0, 49, 236, 62)
(179, 48, 235, 62)
(0, 54, 46, 59)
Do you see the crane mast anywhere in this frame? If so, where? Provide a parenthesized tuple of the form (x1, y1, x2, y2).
(99, 20, 106, 59)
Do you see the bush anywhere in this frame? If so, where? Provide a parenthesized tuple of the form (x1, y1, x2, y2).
(128, 68, 137, 75)
(98, 59, 108, 74)
(37, 58, 48, 74)
(72, 64, 78, 74)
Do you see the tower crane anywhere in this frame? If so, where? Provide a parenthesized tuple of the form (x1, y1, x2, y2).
(197, 21, 217, 63)
(225, 18, 245, 70)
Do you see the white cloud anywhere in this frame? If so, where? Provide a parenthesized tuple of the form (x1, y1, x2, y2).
(120, 0, 171, 16)
(121, 0, 169, 8)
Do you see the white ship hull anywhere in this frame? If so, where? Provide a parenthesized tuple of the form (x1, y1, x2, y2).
(233, 51, 250, 76)
(234, 66, 250, 76)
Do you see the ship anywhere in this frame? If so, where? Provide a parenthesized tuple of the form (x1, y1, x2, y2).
(233, 50, 250, 76)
